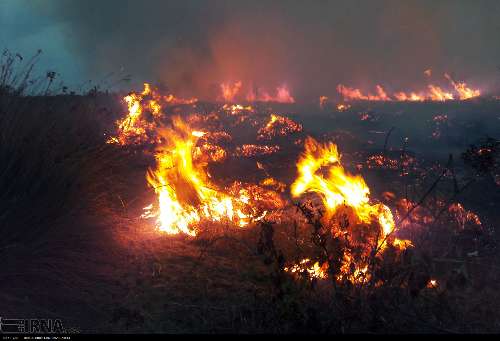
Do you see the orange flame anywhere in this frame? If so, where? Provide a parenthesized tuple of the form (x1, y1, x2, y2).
(107, 83, 163, 145)
(319, 96, 329, 109)
(247, 85, 296, 103)
(444, 73, 481, 100)
(219, 81, 295, 103)
(143, 116, 278, 235)
(337, 73, 480, 102)
(108, 83, 198, 145)
(220, 81, 243, 102)
(290, 137, 411, 283)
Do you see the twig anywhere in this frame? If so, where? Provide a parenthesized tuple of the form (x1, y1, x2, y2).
(383, 126, 395, 157)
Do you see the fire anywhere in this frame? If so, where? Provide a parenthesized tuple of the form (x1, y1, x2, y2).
(291, 137, 396, 241)
(144, 116, 275, 235)
(163, 94, 198, 105)
(219, 82, 295, 103)
(223, 104, 254, 115)
(284, 258, 328, 280)
(257, 114, 303, 140)
(290, 137, 410, 283)
(108, 83, 198, 145)
(246, 85, 295, 103)
(220, 81, 243, 102)
(427, 85, 454, 101)
(337, 84, 391, 101)
(336, 103, 351, 111)
(108, 83, 162, 145)
(427, 279, 438, 289)
(444, 73, 481, 100)
(337, 73, 480, 102)
(259, 177, 286, 193)
(319, 96, 329, 109)
(448, 202, 482, 230)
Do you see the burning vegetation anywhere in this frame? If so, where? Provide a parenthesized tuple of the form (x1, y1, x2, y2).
(219, 81, 295, 103)
(104, 81, 494, 291)
(287, 137, 411, 283)
(337, 72, 481, 102)
(140, 116, 286, 235)
(3, 47, 499, 333)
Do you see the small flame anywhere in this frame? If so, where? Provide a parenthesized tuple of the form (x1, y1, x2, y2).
(284, 258, 329, 280)
(108, 83, 198, 145)
(219, 81, 295, 103)
(337, 73, 480, 102)
(220, 81, 243, 102)
(319, 96, 329, 109)
(427, 279, 438, 288)
(444, 73, 481, 100)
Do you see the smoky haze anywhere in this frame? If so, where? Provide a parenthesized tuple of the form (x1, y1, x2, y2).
(38, 0, 500, 100)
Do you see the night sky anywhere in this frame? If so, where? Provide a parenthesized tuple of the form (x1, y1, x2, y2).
(2, 0, 500, 99)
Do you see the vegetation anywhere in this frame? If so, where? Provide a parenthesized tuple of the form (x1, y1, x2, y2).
(0, 51, 499, 333)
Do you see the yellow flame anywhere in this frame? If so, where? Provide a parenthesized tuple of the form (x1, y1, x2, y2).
(144, 116, 270, 235)
(291, 137, 406, 249)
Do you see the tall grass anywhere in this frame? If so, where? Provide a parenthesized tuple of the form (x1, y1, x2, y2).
(0, 50, 141, 330)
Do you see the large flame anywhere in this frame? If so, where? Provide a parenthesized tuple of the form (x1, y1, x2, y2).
(290, 137, 396, 240)
(143, 116, 277, 235)
(290, 137, 410, 282)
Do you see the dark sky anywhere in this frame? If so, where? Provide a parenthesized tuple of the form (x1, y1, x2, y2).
(2, 0, 500, 99)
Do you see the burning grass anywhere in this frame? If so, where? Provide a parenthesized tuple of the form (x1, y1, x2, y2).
(1, 55, 500, 332)
(337, 72, 481, 102)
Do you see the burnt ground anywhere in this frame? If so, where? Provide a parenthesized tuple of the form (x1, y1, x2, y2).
(1, 93, 500, 333)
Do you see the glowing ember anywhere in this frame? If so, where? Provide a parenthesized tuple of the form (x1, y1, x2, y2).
(222, 104, 255, 115)
(427, 279, 438, 289)
(259, 177, 286, 193)
(284, 258, 328, 280)
(319, 96, 329, 109)
(448, 203, 482, 230)
(257, 114, 303, 140)
(235, 144, 280, 157)
(336, 103, 351, 111)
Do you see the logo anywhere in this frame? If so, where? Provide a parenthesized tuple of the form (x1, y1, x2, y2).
(0, 317, 65, 334)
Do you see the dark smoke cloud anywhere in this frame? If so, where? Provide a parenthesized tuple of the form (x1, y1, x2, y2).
(38, 0, 500, 100)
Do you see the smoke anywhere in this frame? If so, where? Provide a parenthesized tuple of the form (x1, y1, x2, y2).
(38, 0, 500, 99)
